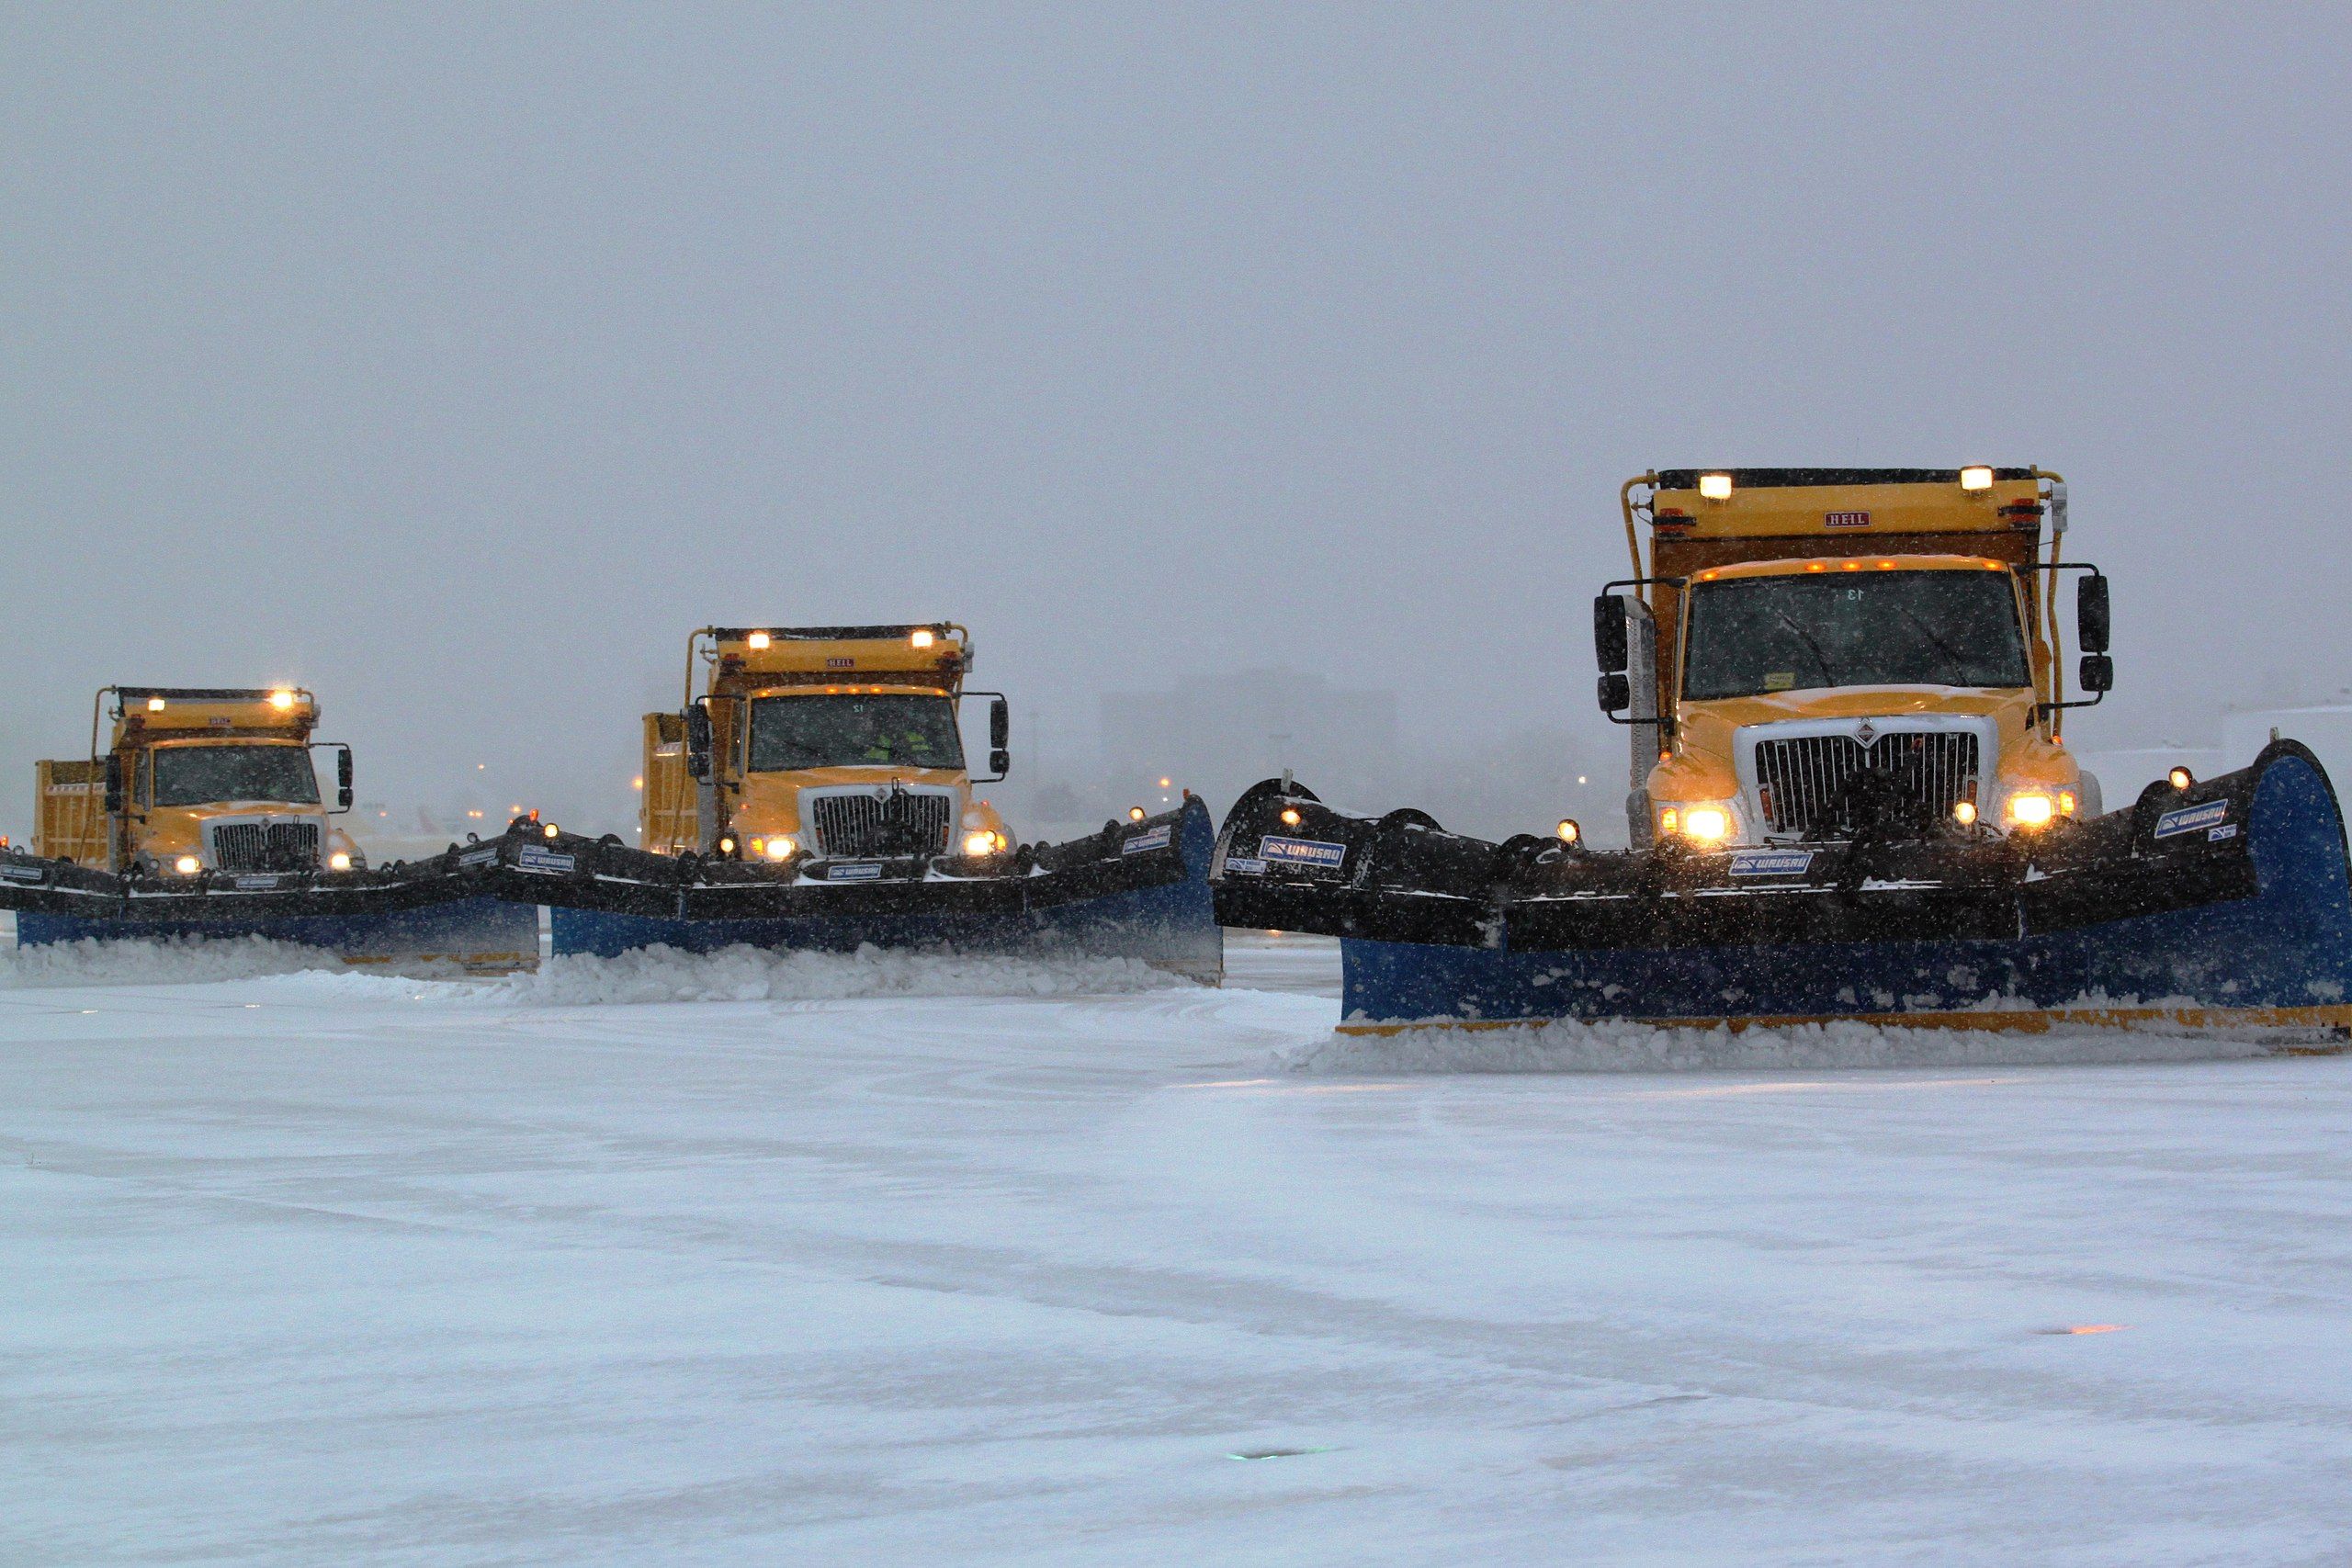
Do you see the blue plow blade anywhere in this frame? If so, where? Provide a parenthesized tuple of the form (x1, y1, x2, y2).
(15, 896, 538, 975)
(1341, 751, 2352, 1034)
(549, 798, 1224, 984)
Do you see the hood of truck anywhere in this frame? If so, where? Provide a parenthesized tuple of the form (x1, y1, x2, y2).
(721, 768, 1016, 862)
(730, 766, 964, 833)
(1650, 684, 2080, 835)
(134, 802, 330, 863)
(1690, 685, 2027, 727)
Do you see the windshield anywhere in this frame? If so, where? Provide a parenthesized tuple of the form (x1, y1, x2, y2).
(152, 745, 321, 807)
(1683, 570, 2030, 699)
(749, 694, 965, 772)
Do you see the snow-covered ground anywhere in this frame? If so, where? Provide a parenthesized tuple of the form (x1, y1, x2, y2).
(6, 930, 2352, 1562)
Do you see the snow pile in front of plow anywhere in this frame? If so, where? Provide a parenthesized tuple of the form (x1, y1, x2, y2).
(228, 942, 1189, 1007)
(3, 935, 1185, 1006)
(1287, 1016, 2321, 1074)
(479, 943, 1187, 1006)
(0, 934, 343, 989)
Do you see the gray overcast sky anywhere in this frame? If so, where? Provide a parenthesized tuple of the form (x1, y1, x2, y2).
(6, 4, 2348, 834)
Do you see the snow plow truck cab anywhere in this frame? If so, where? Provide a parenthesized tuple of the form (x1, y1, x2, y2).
(641, 625, 1014, 873)
(37, 686, 364, 877)
(1600, 468, 2104, 852)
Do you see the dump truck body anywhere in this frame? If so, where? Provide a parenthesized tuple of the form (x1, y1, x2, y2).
(33, 760, 107, 865)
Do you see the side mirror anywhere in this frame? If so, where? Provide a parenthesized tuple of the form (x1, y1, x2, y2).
(336, 748, 355, 811)
(1598, 672, 1632, 714)
(989, 695, 1010, 752)
(103, 753, 125, 815)
(684, 705, 712, 779)
(2078, 653, 2114, 694)
(1594, 594, 1629, 673)
(989, 748, 1011, 777)
(2076, 572, 2111, 654)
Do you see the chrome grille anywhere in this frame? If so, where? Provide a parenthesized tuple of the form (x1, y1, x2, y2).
(809, 793, 953, 858)
(207, 820, 322, 872)
(1752, 731, 1979, 839)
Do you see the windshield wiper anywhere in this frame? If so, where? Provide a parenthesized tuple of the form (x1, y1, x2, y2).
(1765, 610, 1844, 689)
(1880, 600, 1977, 680)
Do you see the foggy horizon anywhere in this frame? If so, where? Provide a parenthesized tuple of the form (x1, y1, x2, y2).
(9, 6, 2350, 845)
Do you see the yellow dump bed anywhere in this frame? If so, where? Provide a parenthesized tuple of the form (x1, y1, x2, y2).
(640, 712, 696, 854)
(705, 624, 970, 695)
(1646, 467, 2045, 545)
(107, 687, 318, 749)
(33, 760, 107, 863)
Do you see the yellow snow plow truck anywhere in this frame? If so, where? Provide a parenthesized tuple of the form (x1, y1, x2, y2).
(639, 624, 1012, 865)
(495, 624, 1221, 976)
(1607, 468, 2099, 848)
(33, 686, 362, 876)
(0, 685, 535, 969)
(1214, 467, 2352, 1035)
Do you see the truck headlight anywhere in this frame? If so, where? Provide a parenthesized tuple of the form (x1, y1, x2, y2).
(173, 854, 202, 875)
(964, 829, 998, 856)
(2007, 791, 2057, 829)
(329, 852, 352, 871)
(763, 835, 796, 861)
(1680, 806, 1733, 845)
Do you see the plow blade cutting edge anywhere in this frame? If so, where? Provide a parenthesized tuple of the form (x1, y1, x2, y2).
(467, 795, 1223, 982)
(1211, 741, 2352, 1034)
(0, 852, 537, 973)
